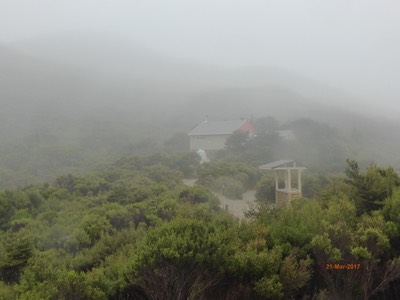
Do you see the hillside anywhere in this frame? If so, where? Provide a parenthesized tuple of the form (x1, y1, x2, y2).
(1, 33, 400, 187)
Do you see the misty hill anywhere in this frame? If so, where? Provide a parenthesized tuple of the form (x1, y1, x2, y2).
(11, 33, 387, 126)
(12, 33, 363, 107)
(1, 33, 400, 187)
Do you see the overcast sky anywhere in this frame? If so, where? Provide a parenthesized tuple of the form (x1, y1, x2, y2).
(1, 1, 399, 113)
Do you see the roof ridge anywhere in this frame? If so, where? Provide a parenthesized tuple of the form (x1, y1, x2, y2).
(188, 119, 249, 136)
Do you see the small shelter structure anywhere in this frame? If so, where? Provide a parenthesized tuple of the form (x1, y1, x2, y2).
(259, 160, 306, 205)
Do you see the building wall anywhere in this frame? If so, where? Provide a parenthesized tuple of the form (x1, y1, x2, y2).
(189, 134, 230, 151)
(276, 189, 302, 206)
(239, 120, 257, 135)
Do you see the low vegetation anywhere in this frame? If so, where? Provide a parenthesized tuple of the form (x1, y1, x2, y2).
(0, 153, 400, 299)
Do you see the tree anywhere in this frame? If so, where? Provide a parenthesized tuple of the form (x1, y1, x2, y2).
(0, 281, 16, 299)
(0, 232, 33, 283)
(225, 130, 249, 152)
(345, 159, 400, 214)
(254, 117, 279, 133)
(131, 215, 239, 299)
(311, 196, 400, 299)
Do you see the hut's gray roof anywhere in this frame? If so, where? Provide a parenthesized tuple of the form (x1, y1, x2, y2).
(259, 160, 294, 170)
(188, 120, 247, 136)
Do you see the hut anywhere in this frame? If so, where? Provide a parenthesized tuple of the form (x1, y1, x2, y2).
(259, 160, 306, 205)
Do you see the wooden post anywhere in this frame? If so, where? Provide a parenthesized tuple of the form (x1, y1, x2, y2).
(284, 172, 288, 191)
(298, 170, 302, 194)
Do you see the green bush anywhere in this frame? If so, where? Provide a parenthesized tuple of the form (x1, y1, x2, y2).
(214, 176, 245, 199)
(256, 175, 276, 203)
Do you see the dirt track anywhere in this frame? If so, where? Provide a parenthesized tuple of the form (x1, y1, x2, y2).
(182, 179, 257, 220)
(215, 190, 257, 220)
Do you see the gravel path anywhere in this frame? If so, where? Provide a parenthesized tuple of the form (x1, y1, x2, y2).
(182, 179, 257, 220)
(182, 179, 197, 187)
(215, 190, 257, 220)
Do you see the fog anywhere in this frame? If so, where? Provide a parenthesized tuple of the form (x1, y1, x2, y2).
(2, 1, 400, 115)
(1, 1, 400, 187)
(3, 3, 400, 297)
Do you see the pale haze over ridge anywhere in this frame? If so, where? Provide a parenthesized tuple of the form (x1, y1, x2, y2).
(1, 1, 399, 116)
